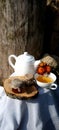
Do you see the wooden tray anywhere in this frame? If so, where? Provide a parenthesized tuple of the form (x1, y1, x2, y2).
(4, 78, 38, 99)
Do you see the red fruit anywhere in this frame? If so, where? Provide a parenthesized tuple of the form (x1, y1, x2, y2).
(46, 65, 51, 73)
(37, 67, 45, 75)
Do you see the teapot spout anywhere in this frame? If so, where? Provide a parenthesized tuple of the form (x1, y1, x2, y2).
(34, 60, 41, 70)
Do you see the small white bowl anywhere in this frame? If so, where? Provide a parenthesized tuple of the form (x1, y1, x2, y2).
(34, 73, 57, 90)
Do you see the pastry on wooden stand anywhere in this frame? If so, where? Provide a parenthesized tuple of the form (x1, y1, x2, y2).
(4, 74, 38, 99)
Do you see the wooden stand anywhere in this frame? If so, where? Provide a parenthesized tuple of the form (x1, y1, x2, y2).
(4, 77, 38, 99)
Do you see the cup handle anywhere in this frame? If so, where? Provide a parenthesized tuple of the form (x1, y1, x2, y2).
(50, 83, 57, 90)
(8, 55, 17, 70)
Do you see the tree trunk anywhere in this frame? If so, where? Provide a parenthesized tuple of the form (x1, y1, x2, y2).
(0, 0, 46, 80)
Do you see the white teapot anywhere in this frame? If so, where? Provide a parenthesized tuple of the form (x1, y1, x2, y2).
(8, 52, 41, 76)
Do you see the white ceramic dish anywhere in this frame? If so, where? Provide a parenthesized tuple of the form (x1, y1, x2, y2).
(34, 73, 57, 90)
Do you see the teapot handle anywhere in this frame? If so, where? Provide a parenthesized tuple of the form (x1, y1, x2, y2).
(8, 55, 17, 70)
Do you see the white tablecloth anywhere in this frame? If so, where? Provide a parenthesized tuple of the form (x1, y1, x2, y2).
(0, 85, 59, 130)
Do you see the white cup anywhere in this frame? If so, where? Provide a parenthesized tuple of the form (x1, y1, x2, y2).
(35, 73, 57, 90)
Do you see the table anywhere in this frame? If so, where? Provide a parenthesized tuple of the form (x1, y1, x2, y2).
(0, 85, 59, 130)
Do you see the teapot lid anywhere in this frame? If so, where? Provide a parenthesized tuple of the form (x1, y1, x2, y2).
(18, 52, 35, 62)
